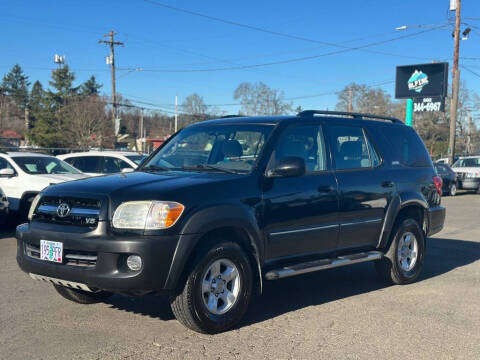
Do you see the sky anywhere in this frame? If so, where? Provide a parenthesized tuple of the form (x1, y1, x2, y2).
(1, 0, 479, 116)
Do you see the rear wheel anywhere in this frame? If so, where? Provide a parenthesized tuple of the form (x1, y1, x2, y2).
(449, 183, 457, 196)
(54, 285, 112, 304)
(375, 218, 425, 285)
(170, 241, 253, 334)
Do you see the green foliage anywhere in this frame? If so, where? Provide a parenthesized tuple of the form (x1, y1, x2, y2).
(1, 64, 30, 110)
(80, 75, 102, 96)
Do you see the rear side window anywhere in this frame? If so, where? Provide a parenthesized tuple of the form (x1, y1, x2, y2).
(380, 126, 431, 167)
(103, 157, 131, 173)
(71, 156, 101, 173)
(327, 125, 380, 170)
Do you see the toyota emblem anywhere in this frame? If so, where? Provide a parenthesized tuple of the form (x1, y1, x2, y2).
(57, 203, 71, 218)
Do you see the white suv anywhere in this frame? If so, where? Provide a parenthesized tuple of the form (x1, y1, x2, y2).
(0, 152, 88, 217)
(57, 151, 146, 176)
(451, 156, 480, 193)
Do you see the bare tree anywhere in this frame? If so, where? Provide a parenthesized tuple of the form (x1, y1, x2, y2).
(60, 96, 113, 147)
(233, 82, 292, 116)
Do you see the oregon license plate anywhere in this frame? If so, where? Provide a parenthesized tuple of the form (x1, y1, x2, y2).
(40, 240, 63, 263)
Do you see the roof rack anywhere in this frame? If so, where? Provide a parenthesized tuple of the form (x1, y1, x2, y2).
(297, 110, 403, 124)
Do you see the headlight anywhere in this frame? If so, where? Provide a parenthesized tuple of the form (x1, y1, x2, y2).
(112, 201, 185, 230)
(28, 194, 42, 221)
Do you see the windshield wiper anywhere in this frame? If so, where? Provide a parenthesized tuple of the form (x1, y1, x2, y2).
(143, 164, 172, 172)
(181, 164, 240, 174)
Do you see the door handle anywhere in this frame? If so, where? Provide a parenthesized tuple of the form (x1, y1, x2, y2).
(318, 185, 335, 193)
(381, 181, 394, 188)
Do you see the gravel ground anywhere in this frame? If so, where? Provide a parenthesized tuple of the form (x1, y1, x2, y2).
(1, 193, 479, 360)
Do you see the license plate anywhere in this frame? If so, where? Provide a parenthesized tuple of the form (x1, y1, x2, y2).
(40, 240, 63, 263)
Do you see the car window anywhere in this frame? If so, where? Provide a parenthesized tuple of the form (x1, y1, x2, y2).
(11, 157, 81, 174)
(272, 124, 327, 172)
(71, 156, 100, 173)
(452, 158, 480, 168)
(0, 158, 14, 171)
(103, 157, 131, 173)
(327, 125, 372, 170)
(145, 124, 273, 173)
(380, 126, 432, 167)
(436, 164, 447, 172)
(125, 155, 146, 165)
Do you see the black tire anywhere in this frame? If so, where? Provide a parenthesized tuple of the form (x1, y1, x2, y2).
(375, 218, 425, 285)
(54, 285, 112, 304)
(170, 241, 253, 334)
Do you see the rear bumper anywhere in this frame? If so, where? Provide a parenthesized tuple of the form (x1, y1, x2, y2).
(427, 205, 446, 236)
(15, 222, 186, 295)
(458, 178, 480, 190)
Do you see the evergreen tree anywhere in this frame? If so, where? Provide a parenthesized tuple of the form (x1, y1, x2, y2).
(46, 65, 78, 107)
(28, 80, 44, 129)
(80, 75, 102, 96)
(1, 64, 30, 110)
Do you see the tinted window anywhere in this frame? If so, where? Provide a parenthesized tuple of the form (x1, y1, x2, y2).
(435, 164, 447, 172)
(380, 126, 431, 167)
(103, 157, 131, 173)
(72, 156, 100, 173)
(272, 125, 327, 172)
(327, 125, 373, 170)
(125, 155, 146, 165)
(0, 158, 14, 171)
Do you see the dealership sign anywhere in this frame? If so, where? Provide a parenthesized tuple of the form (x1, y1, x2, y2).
(395, 62, 448, 99)
(413, 97, 445, 112)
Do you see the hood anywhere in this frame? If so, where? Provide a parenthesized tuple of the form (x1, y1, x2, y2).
(38, 173, 89, 183)
(42, 170, 239, 199)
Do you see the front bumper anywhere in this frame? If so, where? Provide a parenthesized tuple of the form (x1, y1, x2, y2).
(16, 222, 185, 294)
(458, 178, 480, 190)
(427, 205, 446, 236)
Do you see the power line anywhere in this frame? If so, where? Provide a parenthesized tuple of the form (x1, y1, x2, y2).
(143, 0, 448, 59)
(460, 65, 480, 79)
(130, 27, 446, 73)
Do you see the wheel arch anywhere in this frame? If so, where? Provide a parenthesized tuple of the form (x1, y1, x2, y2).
(377, 192, 428, 250)
(164, 205, 264, 294)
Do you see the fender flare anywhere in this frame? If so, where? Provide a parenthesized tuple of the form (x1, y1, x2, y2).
(164, 204, 264, 293)
(377, 192, 428, 249)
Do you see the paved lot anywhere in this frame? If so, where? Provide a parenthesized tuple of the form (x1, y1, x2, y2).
(1, 193, 479, 360)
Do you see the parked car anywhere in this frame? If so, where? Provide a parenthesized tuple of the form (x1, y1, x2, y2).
(0, 152, 88, 218)
(435, 156, 458, 165)
(0, 187, 8, 226)
(434, 163, 457, 196)
(17, 111, 445, 334)
(451, 156, 480, 193)
(57, 151, 146, 176)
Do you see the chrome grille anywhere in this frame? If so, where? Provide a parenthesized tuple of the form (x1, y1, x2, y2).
(33, 196, 101, 227)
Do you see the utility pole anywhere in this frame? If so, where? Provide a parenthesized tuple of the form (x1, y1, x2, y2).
(448, 0, 461, 165)
(99, 31, 124, 130)
(175, 94, 178, 132)
(348, 87, 353, 112)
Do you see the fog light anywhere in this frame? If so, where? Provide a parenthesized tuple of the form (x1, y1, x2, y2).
(126, 255, 142, 271)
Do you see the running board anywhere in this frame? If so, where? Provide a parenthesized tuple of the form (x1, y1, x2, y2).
(265, 251, 383, 280)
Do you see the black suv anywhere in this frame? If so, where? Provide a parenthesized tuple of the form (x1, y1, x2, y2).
(16, 111, 446, 334)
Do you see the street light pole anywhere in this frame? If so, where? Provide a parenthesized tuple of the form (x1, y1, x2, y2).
(448, 0, 461, 165)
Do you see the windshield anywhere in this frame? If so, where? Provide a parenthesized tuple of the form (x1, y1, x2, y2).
(12, 156, 81, 175)
(126, 155, 147, 165)
(143, 124, 274, 173)
(452, 158, 480, 168)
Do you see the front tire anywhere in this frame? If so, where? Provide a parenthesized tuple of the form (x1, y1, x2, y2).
(170, 241, 253, 334)
(54, 285, 112, 304)
(375, 218, 425, 285)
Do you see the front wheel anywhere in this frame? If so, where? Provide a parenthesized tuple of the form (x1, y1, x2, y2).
(170, 241, 253, 334)
(54, 285, 112, 304)
(375, 218, 425, 285)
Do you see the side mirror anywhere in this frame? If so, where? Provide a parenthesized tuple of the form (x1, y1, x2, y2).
(0, 168, 15, 177)
(121, 167, 134, 173)
(267, 157, 306, 177)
